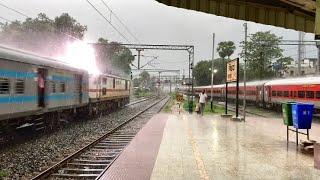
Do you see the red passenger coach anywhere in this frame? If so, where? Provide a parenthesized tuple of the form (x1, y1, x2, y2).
(265, 77, 320, 109)
(192, 77, 320, 112)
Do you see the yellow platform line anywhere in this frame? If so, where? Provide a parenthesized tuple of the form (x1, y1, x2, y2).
(182, 115, 210, 180)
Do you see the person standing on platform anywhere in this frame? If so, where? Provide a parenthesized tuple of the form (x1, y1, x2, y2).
(199, 90, 207, 116)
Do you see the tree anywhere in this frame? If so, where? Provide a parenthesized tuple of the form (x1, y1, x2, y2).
(193, 60, 211, 86)
(94, 40, 134, 76)
(240, 31, 283, 80)
(217, 41, 236, 59)
(0, 13, 87, 57)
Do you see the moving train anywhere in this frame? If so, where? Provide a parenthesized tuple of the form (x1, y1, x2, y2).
(191, 77, 320, 112)
(0, 45, 130, 135)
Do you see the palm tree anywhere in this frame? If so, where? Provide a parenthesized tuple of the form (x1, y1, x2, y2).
(217, 41, 236, 60)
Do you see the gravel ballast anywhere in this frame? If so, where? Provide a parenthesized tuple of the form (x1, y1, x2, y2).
(0, 98, 160, 179)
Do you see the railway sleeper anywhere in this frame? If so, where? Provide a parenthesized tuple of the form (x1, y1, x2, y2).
(66, 163, 109, 168)
(80, 155, 116, 160)
(72, 159, 112, 164)
(51, 173, 100, 179)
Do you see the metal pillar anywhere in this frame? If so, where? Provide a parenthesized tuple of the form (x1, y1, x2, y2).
(225, 82, 228, 115)
(318, 46, 320, 75)
(158, 72, 161, 98)
(243, 23, 247, 121)
(137, 49, 143, 69)
(236, 58, 240, 117)
(211, 33, 215, 111)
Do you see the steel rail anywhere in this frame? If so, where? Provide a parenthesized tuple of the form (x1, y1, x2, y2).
(32, 96, 168, 180)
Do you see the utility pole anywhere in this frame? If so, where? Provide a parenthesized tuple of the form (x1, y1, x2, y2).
(136, 49, 143, 69)
(158, 72, 161, 98)
(298, 31, 305, 76)
(317, 41, 320, 75)
(243, 23, 247, 121)
(211, 33, 215, 111)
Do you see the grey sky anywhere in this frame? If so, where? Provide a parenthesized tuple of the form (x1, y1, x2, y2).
(0, 0, 317, 77)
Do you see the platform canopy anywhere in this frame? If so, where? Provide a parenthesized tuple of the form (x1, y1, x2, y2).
(155, 0, 316, 33)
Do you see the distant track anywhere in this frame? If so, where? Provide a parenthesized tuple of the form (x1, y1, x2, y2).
(32, 96, 169, 180)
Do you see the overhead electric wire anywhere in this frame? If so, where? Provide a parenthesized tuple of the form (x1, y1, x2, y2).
(85, 0, 130, 43)
(100, 0, 140, 43)
(0, 1, 81, 41)
(0, 2, 28, 18)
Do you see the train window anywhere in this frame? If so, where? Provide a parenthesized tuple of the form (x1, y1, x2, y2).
(15, 79, 24, 94)
(283, 91, 289, 97)
(102, 88, 107, 95)
(294, 91, 297, 97)
(113, 78, 115, 89)
(290, 91, 293, 97)
(277, 91, 283, 97)
(125, 81, 128, 90)
(52, 82, 56, 93)
(316, 91, 320, 99)
(306, 91, 314, 99)
(272, 91, 276, 96)
(60, 82, 65, 93)
(102, 78, 107, 85)
(0, 78, 10, 94)
(298, 91, 305, 98)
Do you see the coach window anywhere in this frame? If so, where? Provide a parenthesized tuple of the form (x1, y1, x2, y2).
(298, 91, 305, 98)
(294, 91, 297, 97)
(0, 78, 10, 94)
(283, 91, 289, 97)
(113, 78, 115, 89)
(290, 91, 293, 97)
(277, 91, 283, 97)
(316, 91, 320, 99)
(306, 91, 314, 99)
(102, 88, 107, 95)
(60, 82, 65, 93)
(52, 81, 56, 93)
(102, 78, 107, 85)
(272, 91, 276, 96)
(15, 79, 24, 94)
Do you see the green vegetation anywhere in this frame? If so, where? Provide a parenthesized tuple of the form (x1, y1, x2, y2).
(134, 88, 152, 98)
(193, 31, 294, 86)
(0, 13, 134, 76)
(0, 170, 8, 179)
(183, 101, 226, 114)
(240, 31, 292, 80)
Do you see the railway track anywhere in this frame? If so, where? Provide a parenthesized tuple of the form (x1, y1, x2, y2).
(32, 96, 169, 180)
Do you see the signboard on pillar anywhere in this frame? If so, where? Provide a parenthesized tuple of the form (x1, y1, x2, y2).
(316, 0, 320, 40)
(226, 59, 238, 82)
(225, 58, 240, 118)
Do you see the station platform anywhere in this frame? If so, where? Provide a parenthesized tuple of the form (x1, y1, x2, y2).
(99, 108, 320, 179)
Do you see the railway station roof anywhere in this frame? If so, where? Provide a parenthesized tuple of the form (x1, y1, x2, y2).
(155, 0, 316, 33)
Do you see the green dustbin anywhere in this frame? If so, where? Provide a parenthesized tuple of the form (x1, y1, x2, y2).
(282, 102, 295, 126)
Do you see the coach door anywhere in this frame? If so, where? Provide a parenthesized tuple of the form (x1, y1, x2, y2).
(74, 74, 83, 104)
(38, 68, 47, 108)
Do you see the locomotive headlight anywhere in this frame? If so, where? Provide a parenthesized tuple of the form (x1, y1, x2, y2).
(57, 41, 101, 75)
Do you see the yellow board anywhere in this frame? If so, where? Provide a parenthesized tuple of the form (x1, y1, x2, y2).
(176, 93, 184, 102)
(316, 0, 320, 40)
(226, 59, 237, 83)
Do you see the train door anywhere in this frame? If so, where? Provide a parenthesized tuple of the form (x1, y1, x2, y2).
(37, 68, 47, 108)
(74, 74, 83, 104)
(257, 86, 262, 106)
(264, 85, 271, 104)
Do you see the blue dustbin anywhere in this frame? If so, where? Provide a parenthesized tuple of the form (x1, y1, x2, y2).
(292, 103, 314, 129)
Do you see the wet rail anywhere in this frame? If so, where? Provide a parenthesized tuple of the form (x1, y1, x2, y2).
(32, 96, 169, 180)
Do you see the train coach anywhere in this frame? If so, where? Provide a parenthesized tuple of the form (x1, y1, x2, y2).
(188, 76, 320, 112)
(0, 45, 130, 136)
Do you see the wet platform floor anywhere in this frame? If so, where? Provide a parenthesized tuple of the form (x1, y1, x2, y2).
(100, 111, 320, 179)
